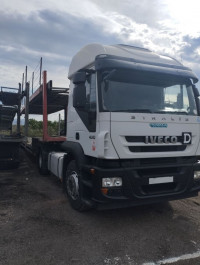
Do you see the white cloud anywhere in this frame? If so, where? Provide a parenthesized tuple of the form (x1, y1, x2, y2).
(162, 0, 200, 36)
(0, 64, 22, 88)
(0, 0, 200, 115)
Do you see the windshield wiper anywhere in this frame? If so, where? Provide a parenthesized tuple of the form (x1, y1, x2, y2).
(153, 110, 189, 115)
(111, 109, 190, 115)
(111, 109, 153, 113)
(103, 69, 117, 81)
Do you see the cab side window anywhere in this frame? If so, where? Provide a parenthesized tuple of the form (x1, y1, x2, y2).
(85, 73, 96, 111)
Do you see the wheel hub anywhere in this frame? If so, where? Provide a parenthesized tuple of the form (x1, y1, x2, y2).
(67, 171, 79, 200)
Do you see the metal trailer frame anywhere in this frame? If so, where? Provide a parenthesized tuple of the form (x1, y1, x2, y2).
(42, 71, 67, 142)
(21, 70, 68, 157)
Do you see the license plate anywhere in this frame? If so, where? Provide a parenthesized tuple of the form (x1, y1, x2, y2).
(149, 176, 174, 185)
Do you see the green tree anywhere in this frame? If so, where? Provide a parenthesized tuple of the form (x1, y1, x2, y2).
(27, 118, 62, 137)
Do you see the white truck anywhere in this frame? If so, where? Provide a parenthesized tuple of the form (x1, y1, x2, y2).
(26, 44, 200, 211)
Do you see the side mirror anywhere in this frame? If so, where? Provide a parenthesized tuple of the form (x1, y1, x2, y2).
(193, 85, 200, 97)
(73, 84, 87, 109)
(73, 72, 86, 84)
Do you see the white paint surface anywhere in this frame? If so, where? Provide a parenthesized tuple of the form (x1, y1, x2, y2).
(143, 250, 200, 265)
(104, 251, 200, 265)
(149, 176, 174, 185)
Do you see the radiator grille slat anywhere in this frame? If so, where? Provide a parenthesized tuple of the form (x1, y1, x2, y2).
(128, 145, 186, 152)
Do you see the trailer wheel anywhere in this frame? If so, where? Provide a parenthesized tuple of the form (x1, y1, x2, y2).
(38, 149, 49, 175)
(63, 160, 91, 211)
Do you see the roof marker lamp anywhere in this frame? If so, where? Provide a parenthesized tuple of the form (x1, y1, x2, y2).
(102, 177, 122, 187)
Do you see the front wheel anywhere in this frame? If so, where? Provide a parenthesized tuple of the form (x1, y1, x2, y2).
(38, 149, 49, 175)
(63, 160, 91, 211)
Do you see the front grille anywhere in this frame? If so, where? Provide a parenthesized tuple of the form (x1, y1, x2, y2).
(120, 156, 196, 168)
(125, 136, 145, 143)
(138, 167, 179, 177)
(125, 136, 183, 143)
(142, 183, 177, 195)
(122, 157, 194, 198)
(139, 156, 196, 165)
(128, 145, 186, 152)
(140, 157, 176, 166)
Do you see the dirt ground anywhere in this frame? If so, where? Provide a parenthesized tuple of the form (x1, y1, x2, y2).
(1, 151, 200, 265)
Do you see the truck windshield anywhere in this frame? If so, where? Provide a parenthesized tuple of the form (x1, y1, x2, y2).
(99, 69, 198, 115)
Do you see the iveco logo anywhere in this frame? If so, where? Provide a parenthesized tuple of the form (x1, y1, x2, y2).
(145, 133, 192, 144)
(150, 123, 168, 128)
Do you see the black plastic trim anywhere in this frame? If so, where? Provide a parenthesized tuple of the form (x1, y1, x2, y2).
(95, 55, 198, 83)
(61, 141, 86, 170)
(128, 145, 186, 152)
(81, 156, 200, 208)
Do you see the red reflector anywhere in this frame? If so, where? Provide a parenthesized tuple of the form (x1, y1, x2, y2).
(90, 168, 95, 175)
(101, 188, 108, 195)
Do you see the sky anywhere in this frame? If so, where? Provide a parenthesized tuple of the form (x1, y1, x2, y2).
(0, 0, 200, 119)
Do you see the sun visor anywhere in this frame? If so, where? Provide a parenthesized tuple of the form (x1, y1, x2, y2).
(95, 55, 199, 84)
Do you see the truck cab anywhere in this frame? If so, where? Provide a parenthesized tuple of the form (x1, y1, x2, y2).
(51, 44, 200, 210)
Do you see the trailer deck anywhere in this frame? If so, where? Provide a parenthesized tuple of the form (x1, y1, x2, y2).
(21, 81, 69, 115)
(21, 70, 69, 162)
(0, 87, 20, 130)
(0, 105, 18, 130)
(0, 87, 19, 105)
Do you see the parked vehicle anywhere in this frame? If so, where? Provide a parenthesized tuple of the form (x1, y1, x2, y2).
(0, 86, 24, 168)
(23, 44, 200, 211)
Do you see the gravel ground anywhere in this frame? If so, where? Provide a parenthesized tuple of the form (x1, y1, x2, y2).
(1, 151, 200, 265)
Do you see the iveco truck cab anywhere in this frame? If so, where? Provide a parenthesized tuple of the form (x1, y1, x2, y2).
(48, 43, 200, 211)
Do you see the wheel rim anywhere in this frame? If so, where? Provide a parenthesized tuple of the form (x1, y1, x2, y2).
(66, 171, 79, 200)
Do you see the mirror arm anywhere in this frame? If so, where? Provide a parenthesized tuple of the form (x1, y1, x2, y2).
(192, 84, 200, 97)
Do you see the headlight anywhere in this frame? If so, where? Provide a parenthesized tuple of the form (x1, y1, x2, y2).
(102, 177, 122, 187)
(194, 171, 200, 180)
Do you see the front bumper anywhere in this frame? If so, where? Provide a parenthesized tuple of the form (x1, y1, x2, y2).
(83, 156, 200, 209)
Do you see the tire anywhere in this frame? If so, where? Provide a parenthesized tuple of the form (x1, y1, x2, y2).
(38, 149, 49, 175)
(12, 147, 20, 168)
(63, 160, 92, 211)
